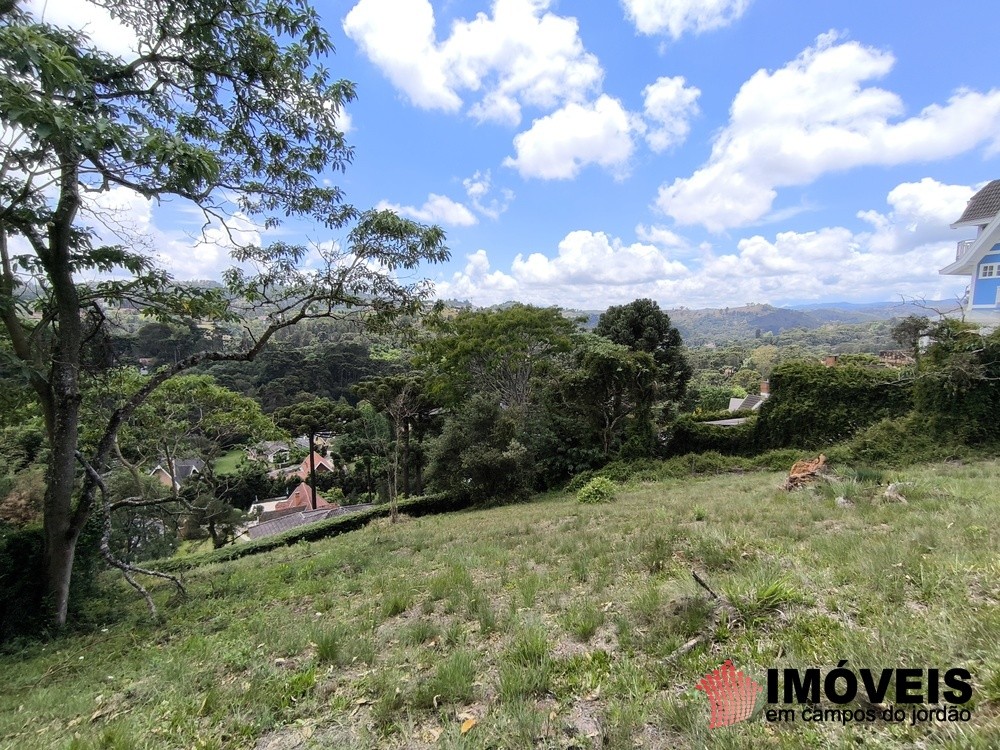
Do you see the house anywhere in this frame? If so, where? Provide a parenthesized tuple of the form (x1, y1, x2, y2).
(727, 380, 770, 413)
(149, 458, 205, 490)
(939, 179, 1000, 327)
(246, 503, 375, 540)
(267, 451, 336, 480)
(275, 482, 337, 512)
(248, 440, 292, 464)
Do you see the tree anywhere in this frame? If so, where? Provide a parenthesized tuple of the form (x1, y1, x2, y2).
(273, 397, 355, 510)
(891, 315, 931, 366)
(426, 395, 532, 504)
(420, 304, 577, 410)
(355, 373, 434, 501)
(0, 1, 448, 626)
(595, 299, 691, 401)
(730, 367, 763, 392)
(560, 335, 657, 457)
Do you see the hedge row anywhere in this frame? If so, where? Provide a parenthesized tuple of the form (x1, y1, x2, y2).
(666, 363, 914, 459)
(665, 416, 758, 457)
(154, 491, 470, 572)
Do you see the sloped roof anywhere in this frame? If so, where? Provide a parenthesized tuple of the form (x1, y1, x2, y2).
(247, 503, 374, 539)
(276, 482, 336, 510)
(149, 458, 204, 482)
(952, 180, 1000, 227)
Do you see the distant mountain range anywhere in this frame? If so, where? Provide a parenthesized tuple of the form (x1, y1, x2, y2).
(562, 300, 963, 346)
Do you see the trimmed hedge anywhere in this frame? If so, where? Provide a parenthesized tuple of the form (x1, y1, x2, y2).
(754, 362, 912, 449)
(154, 491, 472, 572)
(665, 416, 757, 457)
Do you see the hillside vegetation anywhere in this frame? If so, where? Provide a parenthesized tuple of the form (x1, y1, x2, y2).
(2, 459, 997, 749)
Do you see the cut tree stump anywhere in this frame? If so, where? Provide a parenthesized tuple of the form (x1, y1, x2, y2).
(782, 454, 828, 490)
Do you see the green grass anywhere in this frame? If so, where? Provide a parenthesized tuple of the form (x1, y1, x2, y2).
(1, 459, 999, 749)
(212, 448, 246, 476)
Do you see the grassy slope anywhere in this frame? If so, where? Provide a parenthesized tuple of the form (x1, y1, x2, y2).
(213, 449, 247, 476)
(1, 461, 998, 750)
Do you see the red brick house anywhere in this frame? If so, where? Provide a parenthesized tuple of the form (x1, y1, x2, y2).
(268, 451, 336, 481)
(275, 482, 337, 511)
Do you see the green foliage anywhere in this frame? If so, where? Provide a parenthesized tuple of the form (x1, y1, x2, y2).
(666, 416, 757, 457)
(595, 298, 691, 401)
(847, 414, 973, 466)
(104, 470, 178, 563)
(0, 524, 45, 642)
(427, 396, 532, 504)
(576, 477, 618, 504)
(419, 304, 577, 408)
(729, 368, 762, 392)
(891, 315, 931, 361)
(755, 361, 912, 449)
(683, 383, 746, 413)
(273, 397, 354, 445)
(567, 334, 658, 458)
(913, 321, 1000, 444)
(0, 0, 449, 627)
(0, 519, 101, 642)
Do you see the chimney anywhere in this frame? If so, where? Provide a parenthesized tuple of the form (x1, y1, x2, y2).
(760, 379, 770, 396)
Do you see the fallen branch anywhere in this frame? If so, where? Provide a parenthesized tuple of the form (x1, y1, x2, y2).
(663, 570, 739, 666)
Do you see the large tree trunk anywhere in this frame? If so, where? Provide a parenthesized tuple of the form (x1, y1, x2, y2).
(401, 418, 410, 497)
(308, 432, 317, 510)
(40, 155, 86, 627)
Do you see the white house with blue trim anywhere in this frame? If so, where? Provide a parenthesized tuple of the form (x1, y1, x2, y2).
(940, 180, 1000, 327)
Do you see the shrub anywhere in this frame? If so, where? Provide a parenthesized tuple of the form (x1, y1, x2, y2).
(754, 362, 912, 449)
(848, 414, 972, 467)
(665, 416, 757, 457)
(0, 518, 102, 643)
(577, 477, 618, 504)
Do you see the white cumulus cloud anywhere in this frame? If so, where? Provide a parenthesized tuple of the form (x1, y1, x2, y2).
(642, 76, 701, 152)
(434, 180, 971, 308)
(511, 230, 688, 285)
(342, 0, 460, 111)
(377, 194, 478, 226)
(621, 0, 752, 38)
(463, 170, 515, 219)
(343, 0, 602, 125)
(656, 32, 1000, 232)
(503, 95, 639, 180)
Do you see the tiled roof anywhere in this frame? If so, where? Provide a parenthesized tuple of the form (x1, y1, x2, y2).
(276, 482, 337, 510)
(247, 504, 374, 539)
(953, 180, 1000, 226)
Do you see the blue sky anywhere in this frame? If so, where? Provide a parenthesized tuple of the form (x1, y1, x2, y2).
(27, 0, 1000, 309)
